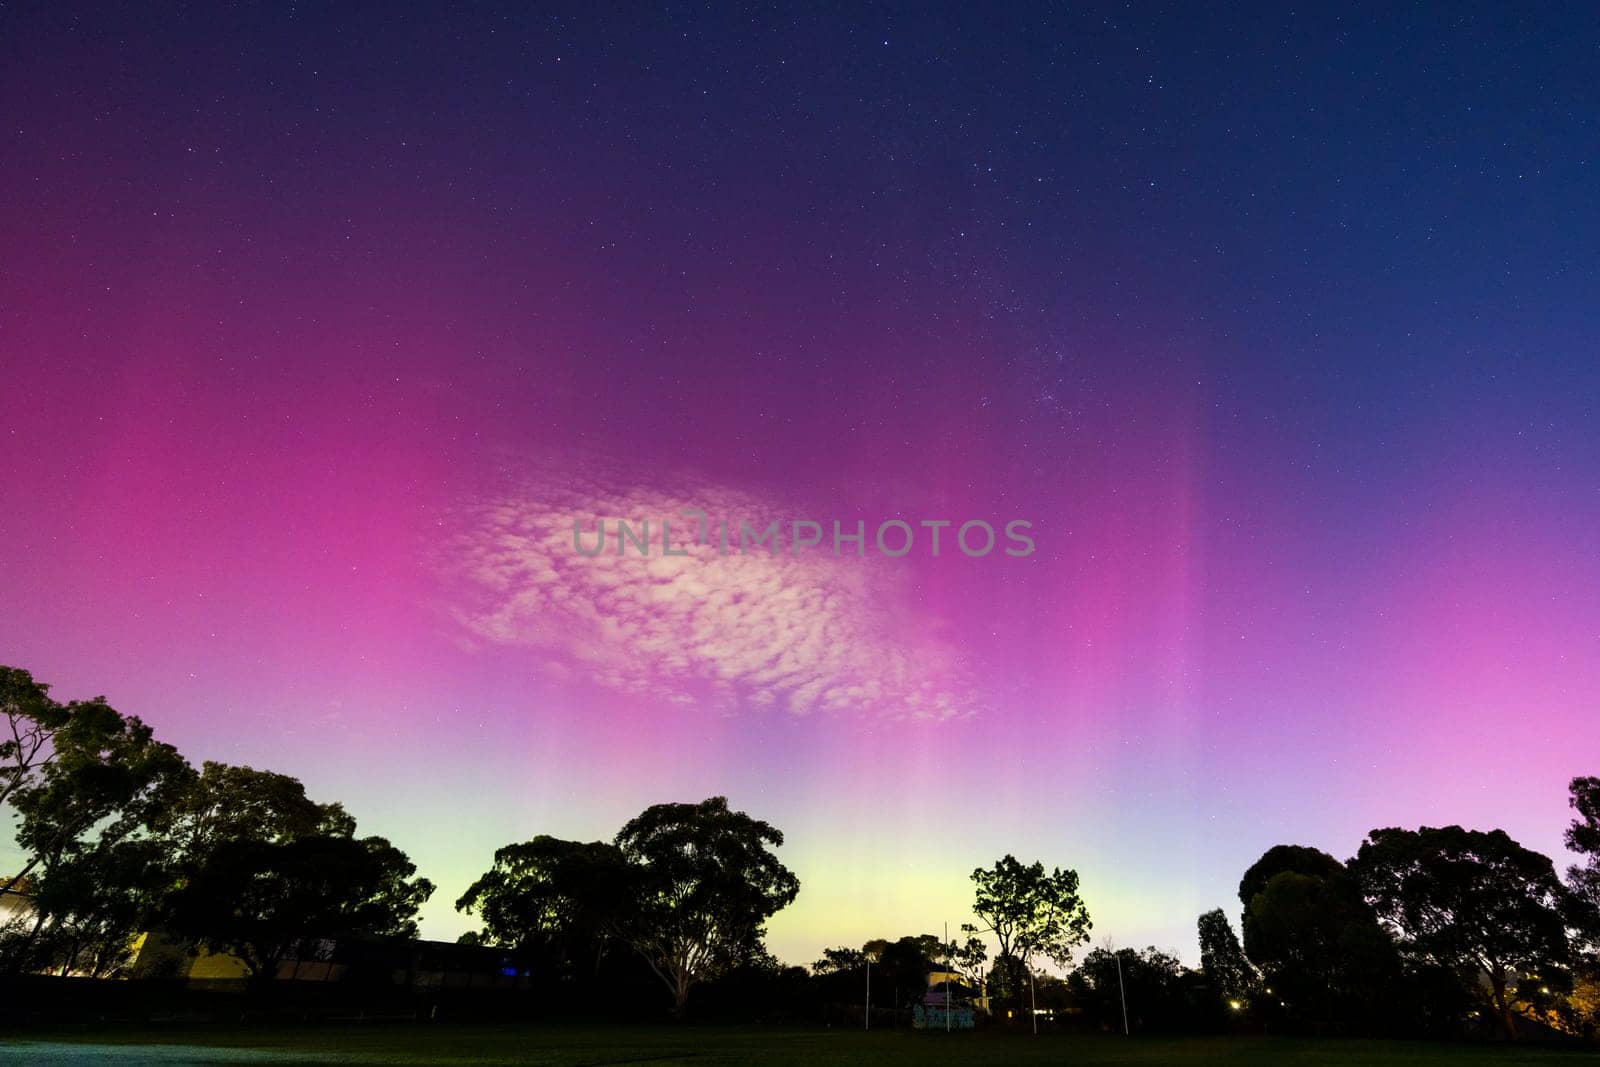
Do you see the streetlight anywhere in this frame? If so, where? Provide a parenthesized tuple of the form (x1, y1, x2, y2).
(1030, 968, 1037, 1036)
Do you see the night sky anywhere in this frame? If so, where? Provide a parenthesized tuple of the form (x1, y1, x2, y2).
(3, 3, 1599, 965)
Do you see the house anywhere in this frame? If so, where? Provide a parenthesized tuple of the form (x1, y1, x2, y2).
(923, 962, 990, 1015)
(131, 931, 530, 990)
(0, 876, 32, 926)
(0, 878, 528, 991)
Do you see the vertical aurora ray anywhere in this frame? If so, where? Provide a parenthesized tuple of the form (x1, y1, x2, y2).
(3, 3, 1599, 967)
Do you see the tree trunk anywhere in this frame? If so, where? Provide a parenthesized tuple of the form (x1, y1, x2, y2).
(1490, 970, 1516, 1041)
(672, 972, 692, 1017)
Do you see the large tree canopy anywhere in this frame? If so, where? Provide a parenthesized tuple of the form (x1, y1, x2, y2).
(2, 668, 436, 981)
(969, 854, 1092, 1018)
(5, 684, 188, 896)
(1351, 825, 1569, 1038)
(1, 675, 190, 976)
(154, 761, 353, 857)
(1565, 777, 1600, 952)
(160, 761, 433, 978)
(613, 796, 799, 1015)
(1237, 845, 1349, 925)
(167, 832, 433, 977)
(455, 835, 631, 974)
(1238, 845, 1399, 1033)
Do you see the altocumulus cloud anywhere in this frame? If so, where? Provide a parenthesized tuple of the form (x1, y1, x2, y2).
(441, 469, 979, 720)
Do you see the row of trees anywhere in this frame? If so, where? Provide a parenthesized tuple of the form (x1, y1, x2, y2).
(1198, 797, 1600, 1040)
(0, 665, 810, 1015)
(455, 797, 799, 1014)
(805, 856, 1096, 1027)
(10, 661, 1600, 1040)
(0, 666, 433, 978)
(799, 788, 1600, 1041)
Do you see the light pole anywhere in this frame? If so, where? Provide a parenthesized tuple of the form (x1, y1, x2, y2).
(1116, 951, 1130, 1036)
(1030, 968, 1037, 1035)
(864, 959, 871, 1031)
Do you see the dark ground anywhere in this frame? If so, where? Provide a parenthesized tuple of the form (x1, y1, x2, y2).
(2, 1025, 1599, 1066)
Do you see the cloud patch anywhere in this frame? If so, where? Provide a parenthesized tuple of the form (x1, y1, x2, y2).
(443, 470, 977, 720)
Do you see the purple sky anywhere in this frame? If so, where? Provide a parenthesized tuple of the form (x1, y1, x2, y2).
(3, 3, 1599, 965)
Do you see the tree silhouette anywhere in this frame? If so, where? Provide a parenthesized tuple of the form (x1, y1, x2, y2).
(1071, 945, 1186, 1033)
(2, 670, 187, 901)
(1564, 777, 1600, 953)
(969, 854, 1091, 1018)
(161, 762, 432, 978)
(166, 832, 433, 979)
(1197, 907, 1255, 1003)
(1237, 844, 1348, 932)
(455, 835, 631, 976)
(2, 684, 188, 974)
(613, 796, 798, 1016)
(1352, 825, 1569, 1039)
(0, 667, 67, 818)
(1238, 845, 1399, 1033)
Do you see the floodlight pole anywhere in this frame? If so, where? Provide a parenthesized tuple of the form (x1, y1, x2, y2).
(1030, 968, 1037, 1035)
(944, 921, 951, 1033)
(1116, 951, 1130, 1036)
(865, 959, 871, 1030)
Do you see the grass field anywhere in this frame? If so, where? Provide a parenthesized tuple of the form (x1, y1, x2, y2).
(2, 1025, 1598, 1066)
